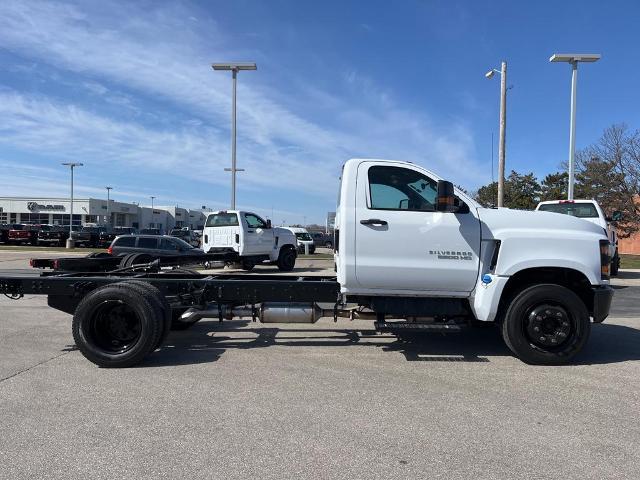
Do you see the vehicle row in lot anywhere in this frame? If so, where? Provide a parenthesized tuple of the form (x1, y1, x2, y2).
(0, 223, 201, 248)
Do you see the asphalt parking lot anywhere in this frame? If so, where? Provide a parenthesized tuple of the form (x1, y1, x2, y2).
(1, 250, 640, 479)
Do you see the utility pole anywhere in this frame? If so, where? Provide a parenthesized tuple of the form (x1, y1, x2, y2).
(497, 61, 507, 208)
(485, 62, 508, 207)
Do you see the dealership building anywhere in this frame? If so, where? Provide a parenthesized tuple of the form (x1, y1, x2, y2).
(0, 197, 207, 232)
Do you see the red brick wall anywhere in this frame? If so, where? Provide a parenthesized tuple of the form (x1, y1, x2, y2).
(619, 233, 640, 255)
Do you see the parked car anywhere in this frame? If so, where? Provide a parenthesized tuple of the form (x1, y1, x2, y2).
(113, 226, 137, 235)
(107, 234, 204, 257)
(536, 199, 621, 275)
(1, 224, 22, 244)
(311, 231, 333, 249)
(75, 225, 110, 247)
(8, 224, 40, 245)
(98, 229, 118, 248)
(170, 228, 200, 247)
(284, 227, 316, 254)
(37, 225, 69, 246)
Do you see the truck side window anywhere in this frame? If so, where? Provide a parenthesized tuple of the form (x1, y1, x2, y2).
(368, 165, 438, 211)
(244, 213, 267, 229)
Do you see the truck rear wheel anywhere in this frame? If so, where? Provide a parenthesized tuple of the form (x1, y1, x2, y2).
(118, 280, 172, 348)
(72, 283, 164, 367)
(276, 247, 297, 271)
(501, 284, 590, 365)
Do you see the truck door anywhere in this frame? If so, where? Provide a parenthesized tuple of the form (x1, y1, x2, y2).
(355, 162, 481, 293)
(242, 213, 274, 255)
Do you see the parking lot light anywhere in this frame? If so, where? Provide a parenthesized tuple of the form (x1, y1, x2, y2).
(61, 162, 83, 248)
(106, 186, 112, 227)
(212, 62, 257, 210)
(549, 53, 601, 200)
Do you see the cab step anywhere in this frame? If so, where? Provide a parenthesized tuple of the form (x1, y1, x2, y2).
(374, 322, 462, 333)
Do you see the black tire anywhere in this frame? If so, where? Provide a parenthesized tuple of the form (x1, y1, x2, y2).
(276, 246, 297, 272)
(72, 283, 164, 367)
(121, 253, 153, 268)
(241, 260, 255, 271)
(118, 280, 172, 348)
(610, 250, 620, 277)
(325, 241, 333, 248)
(501, 284, 590, 365)
(119, 253, 136, 268)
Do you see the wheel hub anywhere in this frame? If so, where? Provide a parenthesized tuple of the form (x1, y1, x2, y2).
(526, 305, 571, 348)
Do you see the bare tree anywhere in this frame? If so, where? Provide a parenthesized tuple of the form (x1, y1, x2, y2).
(575, 124, 640, 237)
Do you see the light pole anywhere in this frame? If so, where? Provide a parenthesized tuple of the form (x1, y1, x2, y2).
(212, 62, 257, 210)
(550, 53, 601, 200)
(105, 186, 112, 227)
(150, 196, 155, 228)
(485, 62, 508, 207)
(61, 162, 83, 248)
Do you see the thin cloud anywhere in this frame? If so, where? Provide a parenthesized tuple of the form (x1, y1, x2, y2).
(0, 0, 486, 209)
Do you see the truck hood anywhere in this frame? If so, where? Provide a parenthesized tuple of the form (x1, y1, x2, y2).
(477, 207, 607, 240)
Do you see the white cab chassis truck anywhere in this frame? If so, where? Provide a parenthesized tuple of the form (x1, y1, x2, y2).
(5, 159, 613, 367)
(201, 210, 298, 271)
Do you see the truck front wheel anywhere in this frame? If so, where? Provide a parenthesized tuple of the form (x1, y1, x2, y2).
(277, 246, 297, 271)
(501, 284, 590, 365)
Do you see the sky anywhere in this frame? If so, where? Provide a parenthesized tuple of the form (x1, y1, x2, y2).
(0, 0, 639, 224)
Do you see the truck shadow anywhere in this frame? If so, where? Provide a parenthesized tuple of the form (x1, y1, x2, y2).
(141, 321, 640, 368)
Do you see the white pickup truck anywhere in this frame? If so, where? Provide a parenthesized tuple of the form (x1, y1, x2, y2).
(201, 210, 298, 271)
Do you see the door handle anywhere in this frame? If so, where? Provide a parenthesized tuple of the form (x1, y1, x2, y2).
(360, 218, 388, 226)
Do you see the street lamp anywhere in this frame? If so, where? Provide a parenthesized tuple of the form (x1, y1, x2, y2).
(61, 162, 83, 248)
(212, 62, 257, 210)
(485, 61, 508, 207)
(550, 53, 601, 200)
(105, 186, 112, 227)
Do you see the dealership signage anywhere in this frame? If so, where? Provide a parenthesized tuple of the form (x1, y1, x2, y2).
(27, 202, 65, 211)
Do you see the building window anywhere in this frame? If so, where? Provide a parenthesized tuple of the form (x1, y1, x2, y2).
(85, 215, 98, 223)
(0, 213, 7, 223)
(22, 213, 50, 224)
(10, 213, 17, 223)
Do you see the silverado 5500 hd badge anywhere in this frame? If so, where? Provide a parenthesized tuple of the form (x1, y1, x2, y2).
(429, 250, 473, 260)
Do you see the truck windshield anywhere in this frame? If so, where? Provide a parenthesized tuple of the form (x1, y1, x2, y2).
(538, 203, 599, 218)
(295, 233, 313, 241)
(206, 213, 239, 227)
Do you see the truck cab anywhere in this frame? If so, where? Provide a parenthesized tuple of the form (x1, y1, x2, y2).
(202, 210, 298, 271)
(335, 159, 613, 364)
